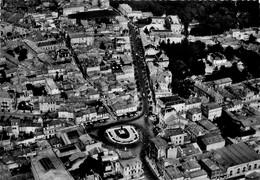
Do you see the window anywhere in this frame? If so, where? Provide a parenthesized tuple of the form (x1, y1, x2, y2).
(230, 170, 233, 176)
(249, 165, 252, 170)
(254, 164, 257, 169)
(242, 167, 246, 172)
(237, 168, 240, 174)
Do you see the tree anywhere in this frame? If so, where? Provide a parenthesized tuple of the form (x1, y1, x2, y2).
(100, 41, 106, 50)
(55, 71, 59, 81)
(60, 92, 68, 100)
(6, 32, 12, 37)
(248, 34, 256, 43)
(224, 46, 234, 61)
(6, 50, 15, 57)
(18, 48, 28, 61)
(144, 27, 149, 35)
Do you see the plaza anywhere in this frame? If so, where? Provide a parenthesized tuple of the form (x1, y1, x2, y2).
(105, 125, 140, 145)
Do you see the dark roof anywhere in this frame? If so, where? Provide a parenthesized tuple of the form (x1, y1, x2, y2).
(200, 133, 225, 145)
(158, 95, 185, 106)
(68, 9, 119, 20)
(150, 137, 167, 149)
(214, 142, 260, 167)
(38, 40, 59, 47)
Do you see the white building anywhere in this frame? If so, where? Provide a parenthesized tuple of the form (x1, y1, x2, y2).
(118, 4, 132, 16)
(45, 78, 60, 95)
(63, 4, 85, 16)
(69, 33, 94, 46)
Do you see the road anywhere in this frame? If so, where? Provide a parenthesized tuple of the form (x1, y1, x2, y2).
(85, 22, 157, 180)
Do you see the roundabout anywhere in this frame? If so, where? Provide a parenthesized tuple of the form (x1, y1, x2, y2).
(105, 125, 140, 145)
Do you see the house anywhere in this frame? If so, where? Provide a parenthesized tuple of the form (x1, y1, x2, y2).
(163, 165, 184, 180)
(182, 159, 201, 173)
(159, 128, 186, 146)
(117, 149, 143, 180)
(69, 33, 94, 46)
(156, 95, 186, 114)
(39, 95, 64, 113)
(194, 81, 224, 103)
(148, 137, 168, 160)
(201, 103, 222, 121)
(151, 17, 166, 25)
(207, 52, 227, 67)
(113, 100, 137, 116)
(0, 91, 14, 111)
(165, 15, 183, 34)
(43, 119, 66, 139)
(186, 123, 208, 141)
(197, 133, 225, 151)
(177, 143, 202, 158)
(200, 158, 223, 180)
(213, 77, 232, 88)
(186, 108, 202, 122)
(197, 119, 220, 134)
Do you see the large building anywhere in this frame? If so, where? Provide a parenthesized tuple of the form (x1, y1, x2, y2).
(213, 142, 260, 179)
(0, 91, 14, 111)
(31, 147, 74, 180)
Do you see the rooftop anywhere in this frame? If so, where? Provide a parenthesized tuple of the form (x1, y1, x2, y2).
(31, 148, 74, 180)
(150, 137, 167, 149)
(200, 133, 225, 145)
(201, 158, 220, 171)
(68, 9, 119, 20)
(214, 142, 260, 168)
(158, 95, 185, 106)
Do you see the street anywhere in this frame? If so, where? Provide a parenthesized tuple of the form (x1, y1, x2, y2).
(87, 22, 157, 180)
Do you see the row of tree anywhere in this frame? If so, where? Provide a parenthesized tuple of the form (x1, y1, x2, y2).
(159, 38, 260, 97)
(112, 1, 259, 36)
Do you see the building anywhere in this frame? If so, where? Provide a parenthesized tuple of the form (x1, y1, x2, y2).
(148, 137, 168, 160)
(156, 95, 186, 114)
(117, 149, 143, 180)
(151, 17, 166, 25)
(201, 103, 222, 121)
(194, 81, 224, 103)
(0, 91, 14, 111)
(45, 78, 60, 95)
(212, 77, 232, 88)
(43, 120, 66, 139)
(165, 15, 183, 34)
(198, 133, 225, 151)
(31, 147, 74, 180)
(213, 142, 260, 179)
(207, 53, 227, 67)
(39, 96, 64, 113)
(159, 128, 186, 146)
(186, 108, 202, 122)
(37, 38, 65, 51)
(118, 4, 132, 16)
(200, 158, 223, 180)
(197, 119, 220, 134)
(69, 33, 94, 46)
(63, 4, 85, 16)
